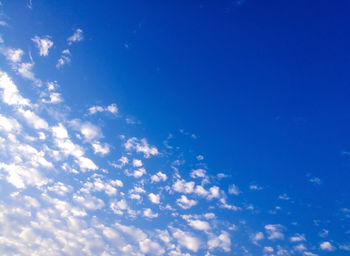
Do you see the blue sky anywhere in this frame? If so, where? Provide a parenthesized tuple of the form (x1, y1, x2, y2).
(0, 0, 349, 255)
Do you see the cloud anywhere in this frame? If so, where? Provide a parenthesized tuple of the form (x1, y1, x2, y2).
(32, 36, 53, 56)
(176, 195, 197, 209)
(143, 208, 158, 218)
(264, 224, 284, 240)
(320, 241, 335, 251)
(88, 103, 118, 115)
(173, 179, 195, 194)
(148, 193, 160, 204)
(2, 48, 24, 62)
(68, 29, 84, 45)
(124, 137, 159, 158)
(309, 176, 322, 185)
(186, 219, 211, 231)
(56, 49, 71, 68)
(228, 184, 240, 195)
(0, 72, 30, 106)
(207, 231, 231, 252)
(151, 171, 167, 183)
(190, 169, 206, 179)
(171, 228, 201, 252)
(251, 232, 264, 245)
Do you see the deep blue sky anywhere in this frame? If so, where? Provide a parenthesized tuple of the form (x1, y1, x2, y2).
(0, 0, 349, 255)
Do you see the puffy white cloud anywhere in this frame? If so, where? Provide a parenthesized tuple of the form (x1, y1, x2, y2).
(148, 193, 160, 204)
(2, 48, 24, 62)
(0, 163, 49, 189)
(176, 195, 197, 209)
(18, 109, 49, 130)
(92, 141, 110, 155)
(47, 182, 73, 196)
(16, 62, 41, 86)
(68, 28, 84, 44)
(88, 103, 118, 115)
(125, 167, 146, 178)
(124, 137, 158, 158)
(56, 49, 71, 68)
(0, 114, 21, 132)
(73, 194, 104, 210)
(172, 228, 201, 252)
(249, 184, 263, 190)
(132, 159, 143, 167)
(173, 179, 194, 194)
(143, 208, 158, 219)
(290, 233, 306, 242)
(70, 119, 102, 142)
(32, 36, 53, 56)
(264, 224, 284, 240)
(190, 169, 206, 179)
(208, 231, 231, 252)
(228, 184, 240, 195)
(251, 232, 264, 245)
(139, 238, 165, 255)
(309, 176, 322, 185)
(264, 246, 274, 253)
(0, 72, 30, 106)
(187, 219, 211, 231)
(151, 171, 167, 183)
(320, 241, 335, 251)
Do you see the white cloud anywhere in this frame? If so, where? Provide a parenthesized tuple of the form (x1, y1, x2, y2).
(320, 241, 335, 251)
(32, 36, 53, 56)
(2, 48, 24, 62)
(264, 224, 284, 240)
(143, 208, 158, 218)
(148, 193, 160, 204)
(207, 231, 231, 252)
(56, 49, 71, 68)
(73, 194, 104, 210)
(124, 137, 159, 158)
(0, 72, 30, 106)
(173, 179, 194, 194)
(187, 219, 211, 231)
(228, 184, 240, 195)
(176, 195, 197, 209)
(132, 159, 143, 167)
(18, 109, 49, 130)
(47, 182, 73, 196)
(190, 169, 206, 179)
(251, 232, 264, 245)
(196, 155, 204, 160)
(249, 184, 263, 190)
(290, 233, 306, 242)
(172, 228, 201, 252)
(309, 176, 321, 185)
(16, 62, 41, 86)
(88, 103, 118, 115)
(68, 28, 84, 44)
(92, 141, 110, 155)
(151, 171, 167, 183)
(0, 114, 21, 132)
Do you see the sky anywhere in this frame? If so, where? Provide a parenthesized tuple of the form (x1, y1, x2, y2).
(0, 0, 349, 255)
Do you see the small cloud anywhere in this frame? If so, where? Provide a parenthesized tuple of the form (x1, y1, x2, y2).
(68, 28, 84, 45)
(278, 193, 290, 201)
(309, 176, 322, 185)
(32, 36, 53, 56)
(196, 155, 204, 161)
(249, 184, 263, 191)
(228, 184, 240, 195)
(320, 241, 335, 251)
(56, 49, 71, 68)
(88, 103, 118, 115)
